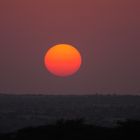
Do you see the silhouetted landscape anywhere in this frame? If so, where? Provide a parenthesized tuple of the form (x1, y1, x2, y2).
(1, 119, 140, 139)
(0, 95, 140, 139)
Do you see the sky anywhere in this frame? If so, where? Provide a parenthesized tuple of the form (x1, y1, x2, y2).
(0, 0, 140, 95)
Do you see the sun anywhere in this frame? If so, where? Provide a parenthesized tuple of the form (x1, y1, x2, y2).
(44, 44, 82, 77)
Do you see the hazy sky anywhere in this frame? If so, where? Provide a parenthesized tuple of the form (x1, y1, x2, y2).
(0, 0, 140, 95)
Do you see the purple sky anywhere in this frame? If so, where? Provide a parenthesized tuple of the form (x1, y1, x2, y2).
(0, 0, 140, 95)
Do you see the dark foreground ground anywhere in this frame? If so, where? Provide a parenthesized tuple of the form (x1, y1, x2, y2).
(1, 119, 140, 140)
(1, 94, 140, 133)
(1, 94, 140, 139)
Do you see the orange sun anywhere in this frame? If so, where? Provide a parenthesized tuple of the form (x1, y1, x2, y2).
(44, 44, 82, 77)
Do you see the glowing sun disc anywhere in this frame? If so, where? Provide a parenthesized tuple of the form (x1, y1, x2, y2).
(44, 44, 82, 77)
